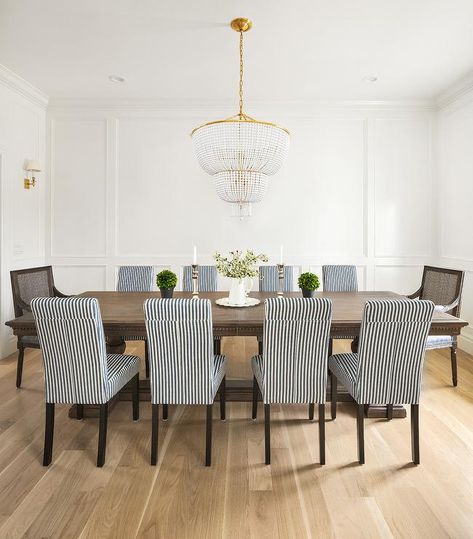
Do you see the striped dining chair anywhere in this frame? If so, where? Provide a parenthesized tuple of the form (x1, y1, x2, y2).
(322, 265, 358, 292)
(117, 266, 154, 378)
(182, 265, 218, 293)
(329, 299, 434, 465)
(144, 298, 227, 466)
(322, 265, 358, 353)
(258, 265, 294, 293)
(183, 265, 222, 355)
(251, 297, 332, 465)
(31, 297, 140, 467)
(257, 265, 296, 354)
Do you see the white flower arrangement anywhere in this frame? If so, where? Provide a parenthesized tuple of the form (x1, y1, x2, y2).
(214, 250, 269, 279)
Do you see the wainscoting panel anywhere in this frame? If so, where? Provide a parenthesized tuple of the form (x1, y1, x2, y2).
(374, 265, 423, 296)
(53, 265, 107, 294)
(50, 119, 107, 257)
(374, 117, 432, 258)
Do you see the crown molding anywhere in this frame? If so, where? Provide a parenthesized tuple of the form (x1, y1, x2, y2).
(0, 63, 48, 109)
(47, 97, 435, 116)
(436, 71, 473, 110)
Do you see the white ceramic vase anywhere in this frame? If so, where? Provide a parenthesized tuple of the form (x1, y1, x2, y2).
(229, 278, 246, 305)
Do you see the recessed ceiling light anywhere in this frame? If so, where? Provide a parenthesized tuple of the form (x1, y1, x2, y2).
(109, 75, 126, 83)
(362, 76, 378, 83)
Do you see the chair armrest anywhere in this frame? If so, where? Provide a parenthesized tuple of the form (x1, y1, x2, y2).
(53, 287, 70, 298)
(436, 297, 460, 315)
(16, 298, 32, 313)
(407, 286, 423, 299)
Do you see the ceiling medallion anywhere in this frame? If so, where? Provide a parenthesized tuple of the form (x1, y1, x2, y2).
(191, 18, 290, 218)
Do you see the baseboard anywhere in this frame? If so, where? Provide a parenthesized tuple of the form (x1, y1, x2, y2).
(0, 337, 17, 360)
(459, 327, 473, 357)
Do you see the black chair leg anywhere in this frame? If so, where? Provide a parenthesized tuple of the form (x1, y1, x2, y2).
(97, 403, 108, 467)
(144, 340, 150, 379)
(163, 404, 168, 421)
(16, 347, 25, 388)
(43, 403, 55, 466)
(357, 404, 365, 465)
(331, 373, 337, 420)
(411, 404, 420, 465)
(132, 373, 139, 421)
(77, 404, 84, 420)
(351, 336, 359, 353)
(451, 345, 458, 387)
(252, 377, 259, 420)
(219, 376, 226, 421)
(319, 403, 325, 465)
(206, 403, 213, 466)
(258, 338, 263, 355)
(214, 337, 221, 355)
(387, 404, 393, 421)
(309, 403, 315, 421)
(151, 404, 159, 465)
(264, 404, 271, 465)
(328, 338, 333, 357)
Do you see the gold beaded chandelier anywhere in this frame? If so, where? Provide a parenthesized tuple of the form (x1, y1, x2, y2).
(191, 18, 290, 218)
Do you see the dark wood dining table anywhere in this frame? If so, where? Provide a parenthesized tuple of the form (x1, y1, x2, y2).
(6, 290, 468, 418)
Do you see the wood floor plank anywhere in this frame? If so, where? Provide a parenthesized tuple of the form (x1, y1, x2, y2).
(0, 342, 472, 538)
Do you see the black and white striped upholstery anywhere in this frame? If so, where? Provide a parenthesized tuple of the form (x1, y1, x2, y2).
(329, 299, 435, 405)
(322, 265, 358, 292)
(144, 298, 227, 405)
(182, 265, 218, 292)
(117, 265, 154, 292)
(117, 266, 153, 341)
(182, 266, 222, 349)
(424, 306, 454, 350)
(257, 266, 296, 348)
(258, 266, 295, 293)
(252, 297, 332, 404)
(323, 265, 358, 340)
(31, 297, 140, 405)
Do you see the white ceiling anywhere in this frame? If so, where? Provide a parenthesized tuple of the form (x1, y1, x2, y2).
(1, 0, 473, 101)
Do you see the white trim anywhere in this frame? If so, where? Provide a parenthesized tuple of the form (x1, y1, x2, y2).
(47, 97, 436, 116)
(459, 328, 473, 357)
(0, 63, 48, 109)
(436, 70, 473, 110)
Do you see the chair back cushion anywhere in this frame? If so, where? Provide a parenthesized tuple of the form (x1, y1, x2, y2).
(144, 298, 214, 404)
(322, 265, 358, 292)
(262, 297, 332, 404)
(182, 265, 217, 292)
(420, 266, 464, 315)
(357, 299, 434, 405)
(258, 266, 294, 292)
(117, 266, 154, 292)
(11, 266, 55, 317)
(31, 297, 108, 404)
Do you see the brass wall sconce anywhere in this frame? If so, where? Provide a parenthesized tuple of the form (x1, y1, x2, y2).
(24, 160, 41, 189)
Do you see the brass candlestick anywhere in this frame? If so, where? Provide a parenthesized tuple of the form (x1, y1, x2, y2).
(277, 263, 284, 297)
(192, 264, 199, 298)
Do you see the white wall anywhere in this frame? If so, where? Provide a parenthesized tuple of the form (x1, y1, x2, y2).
(436, 81, 473, 354)
(46, 100, 435, 305)
(0, 65, 48, 357)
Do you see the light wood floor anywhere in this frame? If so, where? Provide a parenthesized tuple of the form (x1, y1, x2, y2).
(0, 339, 472, 538)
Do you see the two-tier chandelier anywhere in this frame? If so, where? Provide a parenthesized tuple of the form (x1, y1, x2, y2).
(191, 18, 290, 218)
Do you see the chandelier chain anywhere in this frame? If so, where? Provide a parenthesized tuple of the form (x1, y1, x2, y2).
(239, 30, 244, 118)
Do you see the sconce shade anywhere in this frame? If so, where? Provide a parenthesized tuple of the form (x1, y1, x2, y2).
(26, 160, 42, 172)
